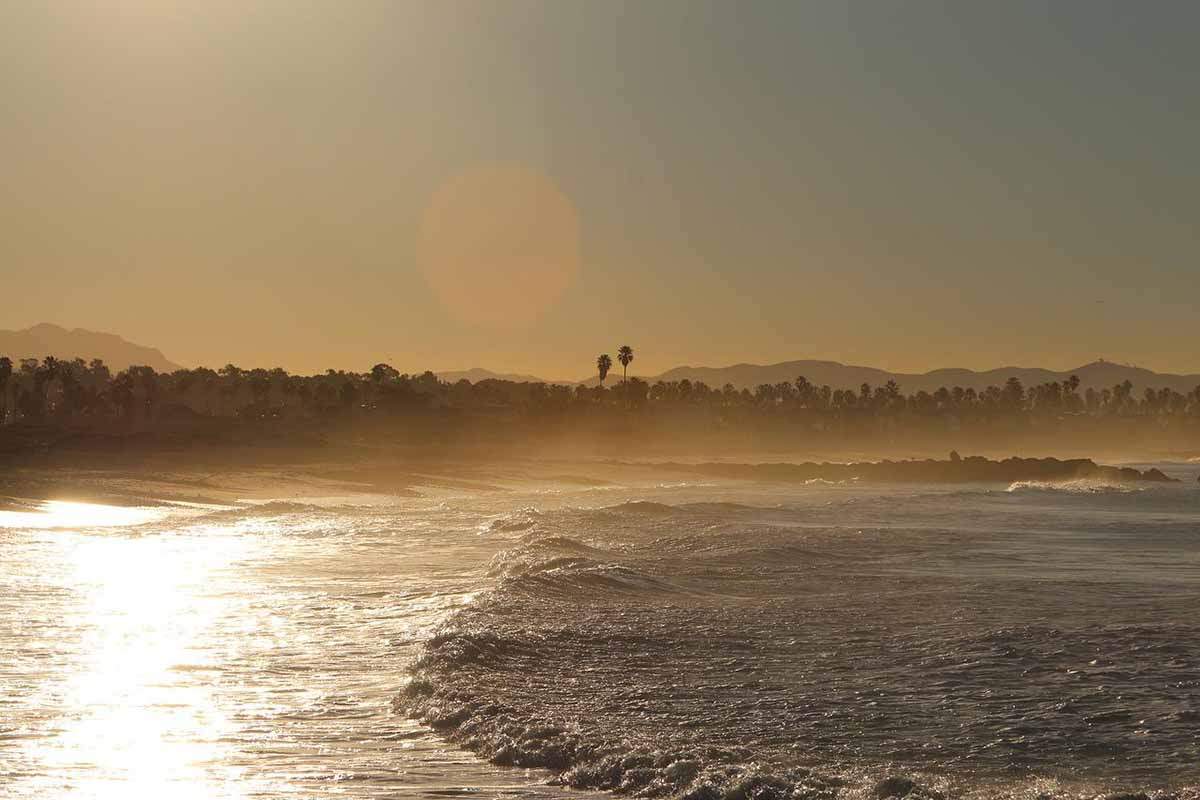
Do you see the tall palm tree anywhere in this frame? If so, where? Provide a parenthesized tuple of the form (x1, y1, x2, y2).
(0, 356, 11, 424)
(617, 345, 634, 385)
(596, 354, 612, 386)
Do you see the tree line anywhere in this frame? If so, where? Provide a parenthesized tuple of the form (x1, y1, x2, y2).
(3, 351, 1200, 433)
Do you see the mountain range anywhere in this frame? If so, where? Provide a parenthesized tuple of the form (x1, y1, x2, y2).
(0, 323, 181, 373)
(435, 368, 556, 385)
(3, 324, 1198, 395)
(446, 360, 1200, 395)
(638, 359, 1200, 395)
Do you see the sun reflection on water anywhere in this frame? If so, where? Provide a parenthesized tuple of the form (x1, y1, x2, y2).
(5, 502, 255, 799)
(0, 500, 164, 530)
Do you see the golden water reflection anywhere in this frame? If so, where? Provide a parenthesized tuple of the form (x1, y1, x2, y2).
(7, 503, 257, 799)
(0, 500, 164, 530)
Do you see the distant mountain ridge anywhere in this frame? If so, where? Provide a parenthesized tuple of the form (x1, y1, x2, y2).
(435, 367, 571, 385)
(4, 324, 1196, 394)
(644, 359, 1200, 395)
(0, 323, 181, 373)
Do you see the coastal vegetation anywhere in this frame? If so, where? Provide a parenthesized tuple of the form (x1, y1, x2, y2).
(595, 354, 612, 387)
(3, 351, 1200, 460)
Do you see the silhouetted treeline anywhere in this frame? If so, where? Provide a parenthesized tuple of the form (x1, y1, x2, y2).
(3, 356, 1200, 454)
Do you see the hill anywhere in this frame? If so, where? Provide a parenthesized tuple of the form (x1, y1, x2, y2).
(5, 325, 1196, 396)
(436, 367, 567, 385)
(0, 323, 182, 373)
(643, 359, 1200, 395)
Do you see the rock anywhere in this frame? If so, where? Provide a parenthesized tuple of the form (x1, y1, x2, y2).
(685, 457, 1178, 485)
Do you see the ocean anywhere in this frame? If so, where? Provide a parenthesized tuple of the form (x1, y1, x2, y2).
(2, 462, 1198, 799)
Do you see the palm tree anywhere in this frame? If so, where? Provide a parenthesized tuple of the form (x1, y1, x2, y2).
(0, 356, 11, 424)
(617, 345, 634, 386)
(370, 363, 399, 384)
(29, 356, 60, 419)
(596, 353, 612, 386)
(794, 375, 811, 407)
(127, 366, 159, 421)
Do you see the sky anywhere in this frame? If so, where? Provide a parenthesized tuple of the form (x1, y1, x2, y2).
(2, 1, 1197, 379)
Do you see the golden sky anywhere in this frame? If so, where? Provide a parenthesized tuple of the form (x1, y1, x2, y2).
(2, 2, 1197, 379)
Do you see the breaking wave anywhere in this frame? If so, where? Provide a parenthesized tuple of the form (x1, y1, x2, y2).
(189, 500, 338, 522)
(1006, 479, 1146, 494)
(399, 489, 1200, 799)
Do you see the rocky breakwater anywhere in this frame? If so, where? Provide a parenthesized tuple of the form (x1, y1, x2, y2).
(675, 456, 1177, 484)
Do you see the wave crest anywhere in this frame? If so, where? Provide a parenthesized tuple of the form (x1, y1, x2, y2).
(483, 507, 543, 534)
(398, 662, 935, 800)
(488, 537, 680, 596)
(187, 500, 336, 523)
(1006, 479, 1146, 494)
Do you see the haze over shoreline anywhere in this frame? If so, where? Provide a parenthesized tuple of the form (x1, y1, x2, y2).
(5, 324, 1199, 394)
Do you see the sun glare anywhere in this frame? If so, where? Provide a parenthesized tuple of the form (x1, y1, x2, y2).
(6, 503, 258, 798)
(0, 500, 163, 530)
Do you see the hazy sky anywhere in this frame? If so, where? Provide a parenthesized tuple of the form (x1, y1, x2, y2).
(3, 1, 1197, 378)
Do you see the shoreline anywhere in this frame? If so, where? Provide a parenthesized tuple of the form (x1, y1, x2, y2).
(0, 454, 1183, 512)
(656, 455, 1177, 485)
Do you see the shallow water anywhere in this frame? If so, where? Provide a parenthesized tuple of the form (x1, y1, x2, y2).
(2, 466, 1199, 798)
(0, 492, 589, 798)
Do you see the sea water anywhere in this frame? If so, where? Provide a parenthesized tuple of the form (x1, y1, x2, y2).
(2, 464, 1198, 798)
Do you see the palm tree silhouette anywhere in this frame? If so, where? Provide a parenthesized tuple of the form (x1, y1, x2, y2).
(0, 356, 11, 424)
(596, 354, 612, 386)
(617, 345, 634, 387)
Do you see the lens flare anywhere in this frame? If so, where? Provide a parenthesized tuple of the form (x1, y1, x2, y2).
(417, 163, 581, 328)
